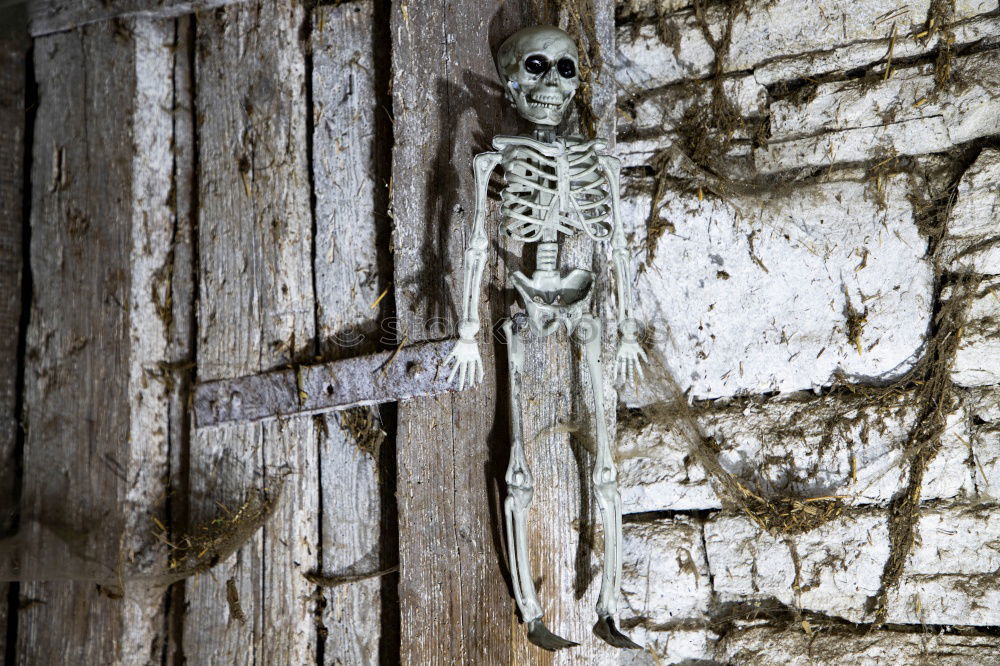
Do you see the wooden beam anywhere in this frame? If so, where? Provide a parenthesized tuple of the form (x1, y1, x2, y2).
(390, 1, 619, 662)
(15, 17, 179, 663)
(312, 0, 392, 360)
(183, 0, 318, 662)
(389, 1, 543, 662)
(312, 3, 394, 662)
(0, 4, 27, 659)
(27, 0, 250, 37)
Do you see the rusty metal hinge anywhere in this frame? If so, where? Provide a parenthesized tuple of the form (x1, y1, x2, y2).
(193, 339, 456, 428)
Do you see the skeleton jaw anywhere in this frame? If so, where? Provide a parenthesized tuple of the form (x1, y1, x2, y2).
(509, 81, 575, 126)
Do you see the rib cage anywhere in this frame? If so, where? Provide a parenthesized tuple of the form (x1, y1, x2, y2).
(497, 139, 613, 242)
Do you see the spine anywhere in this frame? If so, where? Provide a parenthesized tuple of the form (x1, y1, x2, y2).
(536, 241, 558, 271)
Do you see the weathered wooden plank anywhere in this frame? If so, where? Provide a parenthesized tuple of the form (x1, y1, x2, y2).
(391, 0, 622, 662)
(312, 4, 391, 661)
(0, 4, 27, 659)
(316, 410, 384, 664)
(27, 0, 250, 37)
(194, 3, 314, 381)
(15, 17, 177, 664)
(194, 339, 455, 427)
(185, 0, 319, 663)
(389, 1, 539, 662)
(120, 19, 188, 663)
(312, 0, 389, 358)
(184, 418, 318, 663)
(0, 3, 26, 538)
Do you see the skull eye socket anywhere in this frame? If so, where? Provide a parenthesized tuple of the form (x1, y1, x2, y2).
(557, 58, 576, 78)
(524, 55, 548, 75)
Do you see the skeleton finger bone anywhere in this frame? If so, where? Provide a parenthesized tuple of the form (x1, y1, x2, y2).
(445, 339, 483, 390)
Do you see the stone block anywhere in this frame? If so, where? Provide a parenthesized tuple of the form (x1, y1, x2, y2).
(952, 277, 1000, 388)
(704, 504, 1000, 625)
(619, 391, 973, 514)
(704, 510, 888, 623)
(755, 52, 1000, 173)
(621, 628, 717, 665)
(621, 517, 713, 624)
(717, 625, 1000, 665)
(940, 149, 1000, 275)
(621, 173, 933, 399)
(615, 0, 998, 91)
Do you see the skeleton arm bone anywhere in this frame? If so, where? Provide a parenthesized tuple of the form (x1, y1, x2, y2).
(600, 154, 647, 383)
(446, 151, 502, 389)
(458, 152, 502, 338)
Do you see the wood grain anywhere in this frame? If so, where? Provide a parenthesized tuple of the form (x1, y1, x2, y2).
(390, 1, 620, 662)
(185, 1, 318, 662)
(0, 6, 27, 659)
(389, 1, 543, 663)
(15, 17, 177, 664)
(316, 410, 383, 664)
(312, 4, 391, 661)
(312, 0, 390, 358)
(27, 0, 250, 37)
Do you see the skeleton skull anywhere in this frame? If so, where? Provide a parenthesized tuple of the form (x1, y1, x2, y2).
(496, 26, 579, 127)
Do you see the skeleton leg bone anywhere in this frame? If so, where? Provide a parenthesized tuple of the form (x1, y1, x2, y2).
(578, 315, 641, 649)
(503, 317, 579, 651)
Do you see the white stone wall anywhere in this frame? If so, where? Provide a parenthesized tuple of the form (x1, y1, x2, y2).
(612, 1, 1000, 663)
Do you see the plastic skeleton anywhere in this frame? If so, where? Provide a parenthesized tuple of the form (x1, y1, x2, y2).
(445, 26, 645, 651)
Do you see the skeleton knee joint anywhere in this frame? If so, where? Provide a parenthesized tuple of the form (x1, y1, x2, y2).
(576, 316, 601, 344)
(507, 466, 534, 506)
(591, 463, 617, 492)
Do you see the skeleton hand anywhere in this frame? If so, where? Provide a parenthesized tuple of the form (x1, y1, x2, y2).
(445, 337, 484, 390)
(615, 319, 647, 384)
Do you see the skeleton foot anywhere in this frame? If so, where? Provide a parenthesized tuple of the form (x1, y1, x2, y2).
(526, 619, 579, 651)
(593, 614, 641, 649)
